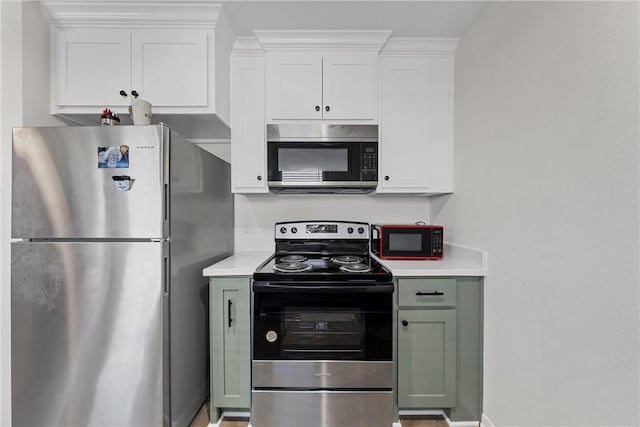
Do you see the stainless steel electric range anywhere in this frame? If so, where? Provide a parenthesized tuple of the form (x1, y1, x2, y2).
(251, 221, 394, 427)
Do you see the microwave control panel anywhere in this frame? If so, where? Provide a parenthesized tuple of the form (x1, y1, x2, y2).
(361, 143, 378, 181)
(432, 228, 443, 255)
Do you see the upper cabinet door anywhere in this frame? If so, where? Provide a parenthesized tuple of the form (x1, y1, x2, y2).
(54, 30, 131, 107)
(378, 55, 454, 194)
(379, 56, 431, 191)
(131, 29, 209, 107)
(322, 53, 377, 120)
(231, 56, 268, 193)
(267, 53, 322, 119)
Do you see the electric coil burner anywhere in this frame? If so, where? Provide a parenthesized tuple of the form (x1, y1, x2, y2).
(279, 254, 307, 263)
(251, 221, 394, 427)
(331, 255, 364, 265)
(339, 262, 371, 273)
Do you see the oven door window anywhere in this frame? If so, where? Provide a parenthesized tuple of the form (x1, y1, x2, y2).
(283, 308, 364, 355)
(254, 291, 391, 361)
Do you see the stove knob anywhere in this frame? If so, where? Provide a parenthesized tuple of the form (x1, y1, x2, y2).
(347, 227, 354, 234)
(291, 227, 298, 234)
(358, 227, 365, 234)
(280, 227, 287, 234)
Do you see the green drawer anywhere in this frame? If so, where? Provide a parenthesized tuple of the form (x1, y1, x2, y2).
(398, 278, 457, 308)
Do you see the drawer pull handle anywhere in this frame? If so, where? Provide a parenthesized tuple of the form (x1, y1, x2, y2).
(416, 291, 444, 296)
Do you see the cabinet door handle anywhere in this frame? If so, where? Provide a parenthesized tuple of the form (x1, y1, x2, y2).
(119, 90, 128, 97)
(228, 299, 233, 327)
(131, 90, 139, 99)
(257, 175, 262, 181)
(384, 176, 390, 181)
(416, 291, 444, 296)
(325, 105, 330, 112)
(315, 105, 320, 112)
(401, 320, 408, 327)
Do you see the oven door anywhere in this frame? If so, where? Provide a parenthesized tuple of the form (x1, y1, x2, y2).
(252, 282, 392, 361)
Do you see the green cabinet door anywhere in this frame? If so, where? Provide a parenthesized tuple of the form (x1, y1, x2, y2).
(398, 309, 456, 408)
(210, 277, 251, 412)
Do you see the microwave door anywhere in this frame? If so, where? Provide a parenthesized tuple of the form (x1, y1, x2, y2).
(267, 142, 377, 193)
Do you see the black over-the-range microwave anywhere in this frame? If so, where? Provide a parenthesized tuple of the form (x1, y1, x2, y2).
(266, 124, 378, 194)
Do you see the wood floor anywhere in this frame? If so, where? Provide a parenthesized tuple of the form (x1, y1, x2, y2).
(189, 402, 449, 427)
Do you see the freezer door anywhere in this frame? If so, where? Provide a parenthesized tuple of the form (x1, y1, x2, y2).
(11, 241, 166, 427)
(12, 125, 165, 239)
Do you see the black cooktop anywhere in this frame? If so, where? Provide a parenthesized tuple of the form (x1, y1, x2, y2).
(253, 254, 392, 282)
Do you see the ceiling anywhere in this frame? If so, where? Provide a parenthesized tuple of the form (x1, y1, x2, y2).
(220, 1, 487, 38)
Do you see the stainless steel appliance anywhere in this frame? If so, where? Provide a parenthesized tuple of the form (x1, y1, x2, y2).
(371, 224, 444, 260)
(266, 124, 378, 193)
(252, 221, 393, 427)
(11, 124, 234, 427)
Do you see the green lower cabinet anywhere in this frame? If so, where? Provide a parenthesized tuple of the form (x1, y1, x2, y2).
(210, 277, 251, 417)
(397, 308, 457, 408)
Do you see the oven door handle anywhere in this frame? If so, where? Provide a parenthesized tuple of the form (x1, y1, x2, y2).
(252, 282, 394, 294)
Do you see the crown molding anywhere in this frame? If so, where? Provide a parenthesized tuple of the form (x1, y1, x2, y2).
(381, 37, 460, 56)
(253, 30, 392, 52)
(40, 1, 222, 29)
(232, 37, 265, 55)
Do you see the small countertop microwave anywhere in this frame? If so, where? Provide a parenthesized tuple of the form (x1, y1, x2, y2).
(371, 224, 444, 260)
(267, 124, 378, 194)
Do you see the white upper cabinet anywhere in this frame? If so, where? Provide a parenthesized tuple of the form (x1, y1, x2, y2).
(378, 39, 458, 194)
(55, 30, 131, 107)
(267, 52, 377, 120)
(55, 29, 209, 109)
(255, 30, 391, 122)
(267, 53, 323, 119)
(231, 40, 268, 193)
(322, 53, 377, 120)
(131, 30, 209, 108)
(41, 2, 234, 138)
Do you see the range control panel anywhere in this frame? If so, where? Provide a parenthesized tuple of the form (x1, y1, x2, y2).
(275, 221, 370, 240)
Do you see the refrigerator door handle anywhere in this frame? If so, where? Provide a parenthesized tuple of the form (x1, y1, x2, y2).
(163, 256, 169, 296)
(163, 184, 169, 222)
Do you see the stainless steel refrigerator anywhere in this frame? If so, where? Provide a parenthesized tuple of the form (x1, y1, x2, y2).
(11, 124, 233, 427)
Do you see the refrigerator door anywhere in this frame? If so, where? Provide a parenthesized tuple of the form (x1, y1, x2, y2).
(12, 125, 166, 239)
(11, 241, 166, 427)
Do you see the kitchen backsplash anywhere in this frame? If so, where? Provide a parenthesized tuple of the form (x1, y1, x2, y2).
(234, 194, 431, 252)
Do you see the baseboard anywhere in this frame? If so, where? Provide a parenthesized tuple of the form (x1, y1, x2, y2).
(399, 409, 446, 416)
(443, 411, 480, 427)
(399, 409, 480, 427)
(208, 410, 251, 427)
(480, 413, 496, 427)
(208, 409, 483, 427)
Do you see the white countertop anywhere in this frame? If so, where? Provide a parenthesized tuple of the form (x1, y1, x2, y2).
(373, 243, 487, 277)
(202, 251, 272, 276)
(203, 244, 486, 277)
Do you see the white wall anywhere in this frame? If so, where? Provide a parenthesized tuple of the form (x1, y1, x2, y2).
(234, 194, 431, 251)
(0, 1, 63, 424)
(431, 2, 639, 426)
